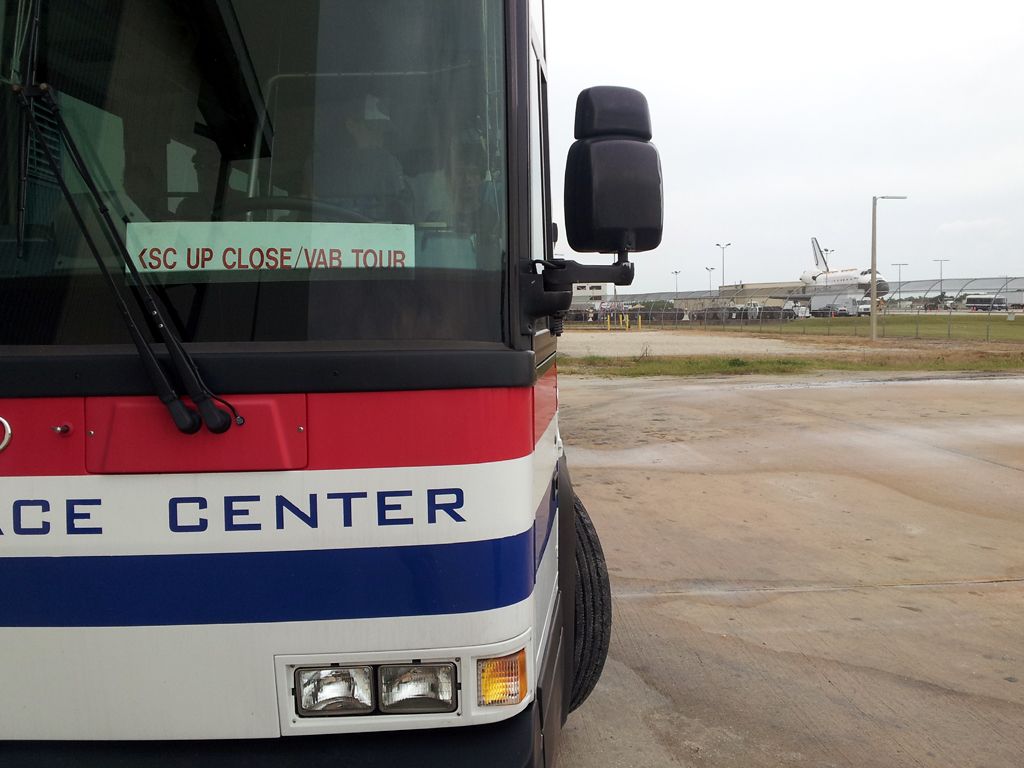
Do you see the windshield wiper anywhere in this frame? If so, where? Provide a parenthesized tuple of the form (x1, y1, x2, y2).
(14, 80, 236, 434)
(12, 0, 41, 257)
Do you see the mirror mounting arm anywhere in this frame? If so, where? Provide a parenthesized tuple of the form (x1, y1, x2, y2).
(520, 253, 635, 335)
(537, 253, 635, 292)
(520, 254, 635, 336)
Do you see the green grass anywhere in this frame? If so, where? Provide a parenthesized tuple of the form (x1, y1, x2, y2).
(560, 352, 1024, 378)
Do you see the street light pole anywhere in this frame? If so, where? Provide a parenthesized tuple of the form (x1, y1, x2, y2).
(871, 195, 907, 340)
(933, 259, 950, 307)
(705, 266, 715, 304)
(891, 262, 908, 307)
(715, 242, 731, 293)
(671, 269, 681, 306)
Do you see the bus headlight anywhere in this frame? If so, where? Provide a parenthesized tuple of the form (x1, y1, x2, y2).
(295, 666, 374, 716)
(477, 649, 527, 706)
(378, 664, 457, 713)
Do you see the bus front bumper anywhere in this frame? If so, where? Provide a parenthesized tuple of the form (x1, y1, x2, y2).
(0, 702, 544, 768)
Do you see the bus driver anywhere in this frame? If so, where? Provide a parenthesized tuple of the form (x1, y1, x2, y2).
(309, 94, 413, 223)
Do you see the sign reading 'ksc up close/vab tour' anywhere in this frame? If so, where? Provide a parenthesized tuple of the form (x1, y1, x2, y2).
(126, 221, 415, 273)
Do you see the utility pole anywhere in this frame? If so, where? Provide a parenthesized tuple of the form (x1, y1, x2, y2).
(891, 262, 908, 307)
(705, 266, 715, 304)
(715, 242, 730, 293)
(871, 196, 907, 340)
(933, 259, 950, 308)
(671, 269, 681, 305)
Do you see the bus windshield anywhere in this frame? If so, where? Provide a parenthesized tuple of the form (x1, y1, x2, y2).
(0, 0, 507, 346)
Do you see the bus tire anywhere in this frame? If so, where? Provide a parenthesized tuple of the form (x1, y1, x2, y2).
(568, 494, 612, 712)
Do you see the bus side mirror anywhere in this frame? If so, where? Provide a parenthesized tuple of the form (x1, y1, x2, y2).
(524, 87, 662, 334)
(564, 86, 663, 255)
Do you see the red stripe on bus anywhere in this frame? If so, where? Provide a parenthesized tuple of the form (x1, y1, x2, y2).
(306, 388, 534, 470)
(0, 397, 85, 477)
(533, 364, 557, 444)
(84, 395, 308, 474)
(0, 387, 541, 476)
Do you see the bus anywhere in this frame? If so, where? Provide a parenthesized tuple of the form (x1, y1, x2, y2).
(0, 1, 663, 765)
(965, 295, 1008, 312)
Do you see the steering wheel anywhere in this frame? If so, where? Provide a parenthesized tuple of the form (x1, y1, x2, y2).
(213, 196, 374, 223)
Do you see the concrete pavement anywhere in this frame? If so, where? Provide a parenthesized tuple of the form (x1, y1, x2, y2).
(556, 373, 1024, 767)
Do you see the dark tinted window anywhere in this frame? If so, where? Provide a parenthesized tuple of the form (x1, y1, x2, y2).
(0, 0, 507, 346)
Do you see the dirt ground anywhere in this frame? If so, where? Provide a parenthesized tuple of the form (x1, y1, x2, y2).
(560, 329, 825, 357)
(555, 372, 1024, 768)
(558, 328, 1023, 359)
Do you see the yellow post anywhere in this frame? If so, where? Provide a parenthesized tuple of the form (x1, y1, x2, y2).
(626, 315, 631, 330)
(606, 315, 611, 331)
(638, 315, 643, 330)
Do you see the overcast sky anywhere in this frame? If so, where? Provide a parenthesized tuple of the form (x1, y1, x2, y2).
(545, 0, 1024, 293)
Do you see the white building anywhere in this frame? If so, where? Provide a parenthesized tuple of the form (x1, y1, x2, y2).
(571, 282, 615, 309)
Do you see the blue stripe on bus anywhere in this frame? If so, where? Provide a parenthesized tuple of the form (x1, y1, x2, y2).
(0, 531, 534, 627)
(533, 479, 556, 570)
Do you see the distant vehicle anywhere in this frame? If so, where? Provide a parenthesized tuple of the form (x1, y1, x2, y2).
(810, 303, 849, 317)
(799, 238, 890, 296)
(783, 300, 810, 319)
(965, 295, 1008, 312)
(857, 301, 873, 316)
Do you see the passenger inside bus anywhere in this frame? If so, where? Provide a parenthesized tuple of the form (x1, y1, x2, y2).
(413, 138, 500, 269)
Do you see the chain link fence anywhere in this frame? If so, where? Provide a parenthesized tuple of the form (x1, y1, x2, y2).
(564, 307, 1024, 343)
